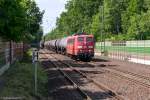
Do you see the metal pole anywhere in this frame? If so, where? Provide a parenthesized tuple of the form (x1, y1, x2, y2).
(32, 49, 38, 95)
(100, 6, 103, 53)
(35, 50, 38, 95)
(35, 60, 37, 95)
(9, 40, 12, 64)
(102, 0, 105, 52)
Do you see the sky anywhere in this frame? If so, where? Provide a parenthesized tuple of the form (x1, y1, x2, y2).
(35, 0, 68, 34)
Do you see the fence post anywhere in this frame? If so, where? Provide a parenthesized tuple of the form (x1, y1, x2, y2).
(32, 49, 39, 95)
(22, 42, 24, 59)
(9, 40, 12, 64)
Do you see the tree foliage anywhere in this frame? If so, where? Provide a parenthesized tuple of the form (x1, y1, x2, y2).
(46, 0, 150, 41)
(0, 0, 44, 42)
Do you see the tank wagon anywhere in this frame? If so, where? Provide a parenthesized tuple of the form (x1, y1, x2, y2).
(45, 33, 95, 61)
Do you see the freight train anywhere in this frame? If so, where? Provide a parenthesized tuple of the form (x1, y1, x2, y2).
(44, 33, 95, 61)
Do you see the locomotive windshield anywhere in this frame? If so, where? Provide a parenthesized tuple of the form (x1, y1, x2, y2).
(86, 37, 93, 42)
(78, 37, 84, 42)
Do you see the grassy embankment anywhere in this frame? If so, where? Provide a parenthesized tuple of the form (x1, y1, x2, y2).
(0, 49, 48, 99)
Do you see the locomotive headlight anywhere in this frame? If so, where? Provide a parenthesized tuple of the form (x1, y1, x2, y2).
(88, 46, 93, 48)
(79, 50, 83, 52)
(89, 50, 92, 52)
(77, 46, 83, 49)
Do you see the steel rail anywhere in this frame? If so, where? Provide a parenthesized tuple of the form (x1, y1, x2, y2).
(88, 62, 150, 88)
(50, 54, 124, 100)
(90, 61, 150, 81)
(106, 67, 150, 81)
(103, 68, 150, 88)
(42, 53, 92, 100)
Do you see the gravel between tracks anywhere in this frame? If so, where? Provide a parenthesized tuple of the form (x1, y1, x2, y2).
(48, 53, 119, 100)
(40, 49, 150, 100)
(40, 51, 83, 100)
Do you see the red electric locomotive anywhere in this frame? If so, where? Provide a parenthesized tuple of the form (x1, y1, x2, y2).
(67, 34, 94, 61)
(44, 32, 95, 61)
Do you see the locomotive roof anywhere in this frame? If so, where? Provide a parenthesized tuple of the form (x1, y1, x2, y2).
(68, 34, 93, 38)
(46, 34, 93, 42)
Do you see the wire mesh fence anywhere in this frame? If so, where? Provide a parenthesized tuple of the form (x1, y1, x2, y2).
(96, 40, 150, 65)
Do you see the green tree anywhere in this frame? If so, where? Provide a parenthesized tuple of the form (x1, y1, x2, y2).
(0, 0, 44, 42)
(46, 0, 150, 41)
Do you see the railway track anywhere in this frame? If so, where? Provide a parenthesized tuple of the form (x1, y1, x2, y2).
(48, 53, 124, 100)
(90, 60, 150, 81)
(41, 50, 150, 99)
(43, 53, 91, 100)
(48, 51, 150, 89)
(87, 62, 150, 89)
(105, 67, 150, 81)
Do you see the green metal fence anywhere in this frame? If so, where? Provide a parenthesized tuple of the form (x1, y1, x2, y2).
(96, 40, 150, 65)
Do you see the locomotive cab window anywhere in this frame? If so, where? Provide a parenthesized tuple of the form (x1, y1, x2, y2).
(78, 37, 84, 42)
(86, 37, 93, 42)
